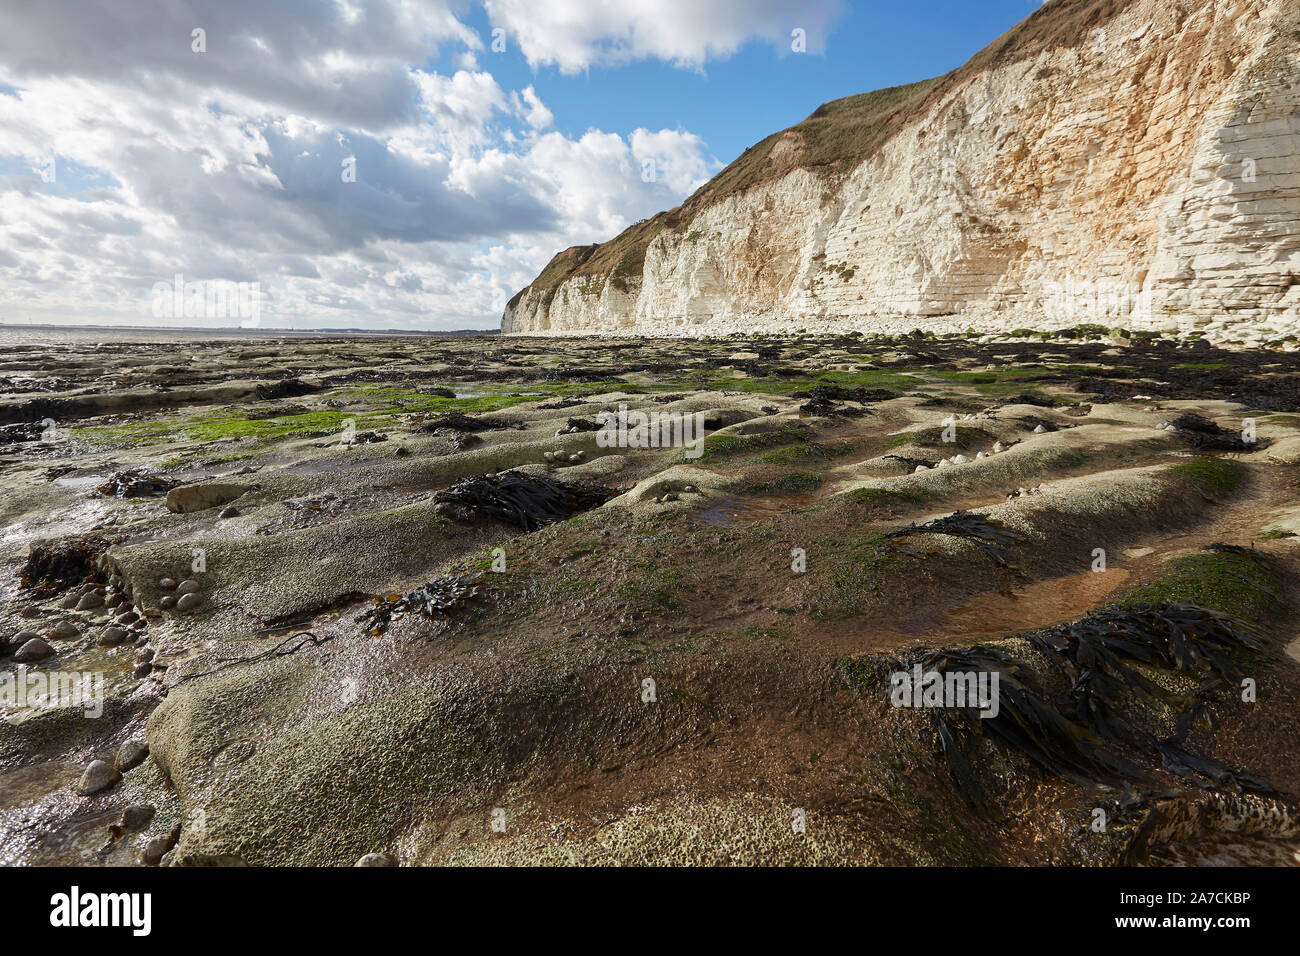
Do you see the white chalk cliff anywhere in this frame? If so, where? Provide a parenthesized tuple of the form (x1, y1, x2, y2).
(503, 0, 1300, 340)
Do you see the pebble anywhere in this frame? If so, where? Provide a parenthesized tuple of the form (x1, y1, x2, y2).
(1033, 424, 1048, 434)
(140, 834, 175, 867)
(355, 852, 398, 867)
(993, 441, 1005, 453)
(176, 580, 201, 595)
(133, 662, 153, 679)
(98, 627, 130, 646)
(936, 459, 950, 469)
(75, 592, 104, 611)
(952, 454, 971, 464)
(137, 647, 155, 663)
(176, 592, 202, 612)
(159, 595, 176, 610)
(76, 760, 121, 796)
(59, 593, 80, 609)
(976, 451, 987, 459)
(19, 606, 42, 618)
(121, 804, 156, 831)
(47, 620, 79, 640)
(12, 630, 39, 645)
(14, 638, 55, 662)
(914, 465, 929, 472)
(218, 506, 240, 518)
(117, 739, 149, 772)
(158, 578, 177, 590)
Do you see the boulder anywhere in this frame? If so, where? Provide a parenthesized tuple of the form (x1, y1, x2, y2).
(165, 483, 247, 514)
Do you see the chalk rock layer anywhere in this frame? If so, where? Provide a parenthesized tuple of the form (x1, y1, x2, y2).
(504, 0, 1300, 340)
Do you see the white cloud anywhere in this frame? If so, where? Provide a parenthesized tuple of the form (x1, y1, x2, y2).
(514, 87, 554, 131)
(0, 0, 799, 329)
(484, 0, 846, 73)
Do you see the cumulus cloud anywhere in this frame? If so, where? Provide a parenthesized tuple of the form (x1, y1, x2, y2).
(484, 0, 847, 73)
(0, 1, 807, 329)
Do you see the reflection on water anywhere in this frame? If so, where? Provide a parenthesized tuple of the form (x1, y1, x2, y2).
(698, 493, 819, 527)
(902, 568, 1132, 639)
(1, 644, 136, 723)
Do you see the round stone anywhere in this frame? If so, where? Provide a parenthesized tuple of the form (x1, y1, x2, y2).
(47, 621, 79, 640)
(116, 739, 149, 772)
(159, 595, 176, 610)
(76, 760, 121, 796)
(355, 852, 398, 867)
(75, 592, 104, 611)
(14, 638, 56, 662)
(175, 580, 201, 595)
(121, 804, 156, 831)
(175, 592, 202, 613)
(98, 627, 130, 646)
(158, 578, 177, 590)
(140, 835, 174, 866)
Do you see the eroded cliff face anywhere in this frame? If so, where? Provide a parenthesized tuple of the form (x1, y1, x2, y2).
(505, 0, 1300, 340)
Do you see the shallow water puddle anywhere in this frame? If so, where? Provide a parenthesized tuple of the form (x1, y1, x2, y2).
(896, 568, 1131, 639)
(698, 493, 819, 527)
(0, 645, 137, 722)
(0, 759, 123, 867)
(52, 473, 107, 489)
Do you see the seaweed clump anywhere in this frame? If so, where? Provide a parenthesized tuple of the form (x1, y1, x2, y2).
(794, 383, 887, 417)
(255, 377, 318, 401)
(434, 470, 618, 531)
(96, 470, 178, 498)
(418, 412, 516, 433)
(886, 510, 1020, 566)
(1167, 412, 1269, 451)
(22, 536, 107, 592)
(900, 643, 1140, 817)
(358, 572, 485, 635)
(1025, 602, 1272, 795)
(908, 601, 1274, 817)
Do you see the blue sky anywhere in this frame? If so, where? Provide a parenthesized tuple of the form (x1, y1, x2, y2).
(452, 1, 1037, 170)
(0, 0, 1049, 330)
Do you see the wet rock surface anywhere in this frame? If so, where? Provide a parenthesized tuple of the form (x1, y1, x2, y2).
(2, 327, 1299, 867)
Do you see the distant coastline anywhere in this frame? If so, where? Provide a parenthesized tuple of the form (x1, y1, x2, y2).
(0, 323, 498, 344)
